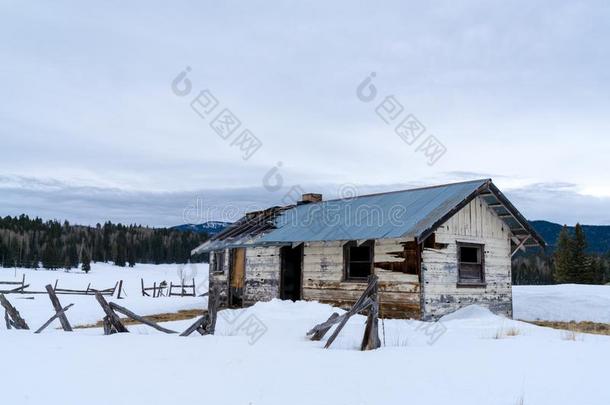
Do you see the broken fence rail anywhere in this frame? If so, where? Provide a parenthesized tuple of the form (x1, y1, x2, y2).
(0, 276, 123, 298)
(307, 274, 381, 351)
(2, 284, 219, 338)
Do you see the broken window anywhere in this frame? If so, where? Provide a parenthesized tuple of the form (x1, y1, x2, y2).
(423, 233, 448, 250)
(457, 243, 485, 284)
(212, 250, 225, 273)
(344, 241, 373, 280)
(373, 241, 419, 274)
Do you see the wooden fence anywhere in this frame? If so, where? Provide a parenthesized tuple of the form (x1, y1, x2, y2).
(141, 279, 196, 297)
(0, 275, 124, 298)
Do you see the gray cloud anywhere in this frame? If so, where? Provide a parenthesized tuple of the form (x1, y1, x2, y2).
(1, 1, 609, 226)
(1, 176, 608, 227)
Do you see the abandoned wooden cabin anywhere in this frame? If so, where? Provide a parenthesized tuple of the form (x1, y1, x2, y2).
(191, 179, 545, 320)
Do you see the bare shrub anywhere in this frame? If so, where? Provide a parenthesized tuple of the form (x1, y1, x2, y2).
(491, 327, 521, 339)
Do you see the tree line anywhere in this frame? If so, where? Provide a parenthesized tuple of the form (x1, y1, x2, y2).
(0, 214, 209, 271)
(512, 223, 610, 285)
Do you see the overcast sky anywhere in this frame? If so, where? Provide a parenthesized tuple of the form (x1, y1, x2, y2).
(1, 1, 609, 227)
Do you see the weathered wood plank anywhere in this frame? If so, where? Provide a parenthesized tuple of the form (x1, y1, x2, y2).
(45, 284, 72, 331)
(0, 293, 29, 330)
(309, 312, 339, 341)
(180, 315, 209, 337)
(324, 296, 373, 349)
(94, 292, 128, 334)
(35, 303, 74, 334)
(108, 302, 177, 334)
(421, 196, 513, 320)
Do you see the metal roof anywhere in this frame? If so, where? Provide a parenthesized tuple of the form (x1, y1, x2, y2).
(256, 179, 490, 243)
(191, 179, 546, 254)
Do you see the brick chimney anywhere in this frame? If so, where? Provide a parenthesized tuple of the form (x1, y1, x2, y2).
(299, 193, 323, 204)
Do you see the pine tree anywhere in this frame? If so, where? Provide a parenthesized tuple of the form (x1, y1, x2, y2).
(81, 250, 91, 273)
(554, 225, 574, 283)
(42, 241, 59, 270)
(127, 243, 136, 268)
(114, 225, 127, 267)
(0, 214, 208, 268)
(573, 223, 594, 283)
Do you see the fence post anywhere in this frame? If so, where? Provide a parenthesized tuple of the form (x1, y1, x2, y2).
(45, 284, 72, 332)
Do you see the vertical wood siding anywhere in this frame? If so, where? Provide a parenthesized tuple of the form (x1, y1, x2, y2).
(243, 246, 281, 306)
(421, 196, 512, 320)
(209, 248, 229, 307)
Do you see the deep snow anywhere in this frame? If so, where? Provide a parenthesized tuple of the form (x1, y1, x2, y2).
(1, 264, 609, 405)
(514, 284, 610, 322)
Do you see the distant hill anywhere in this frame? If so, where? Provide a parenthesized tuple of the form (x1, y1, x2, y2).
(172, 221, 231, 235)
(530, 220, 610, 254)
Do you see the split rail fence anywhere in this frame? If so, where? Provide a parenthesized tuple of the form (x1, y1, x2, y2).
(0, 275, 125, 298)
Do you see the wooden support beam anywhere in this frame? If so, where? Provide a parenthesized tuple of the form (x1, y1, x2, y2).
(307, 275, 378, 339)
(0, 284, 30, 294)
(108, 302, 177, 334)
(94, 292, 128, 334)
(306, 274, 383, 351)
(45, 284, 72, 332)
(360, 275, 380, 351)
(206, 287, 220, 335)
(180, 315, 209, 337)
(181, 288, 220, 337)
(35, 303, 74, 334)
(310, 312, 339, 341)
(116, 280, 124, 299)
(102, 316, 113, 335)
(307, 312, 347, 337)
(141, 279, 149, 297)
(0, 293, 29, 330)
(324, 296, 373, 349)
(511, 236, 530, 257)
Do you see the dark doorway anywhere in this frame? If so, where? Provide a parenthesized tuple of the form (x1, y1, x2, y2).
(229, 248, 246, 307)
(280, 245, 303, 301)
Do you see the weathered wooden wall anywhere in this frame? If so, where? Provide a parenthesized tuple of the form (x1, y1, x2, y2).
(209, 249, 229, 307)
(243, 246, 281, 306)
(421, 196, 512, 320)
(301, 238, 421, 319)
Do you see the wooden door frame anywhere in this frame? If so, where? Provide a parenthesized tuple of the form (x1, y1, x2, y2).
(280, 244, 303, 301)
(228, 247, 246, 307)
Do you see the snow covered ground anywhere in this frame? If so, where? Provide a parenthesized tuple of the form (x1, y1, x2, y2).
(0, 262, 208, 327)
(1, 264, 609, 405)
(514, 284, 610, 323)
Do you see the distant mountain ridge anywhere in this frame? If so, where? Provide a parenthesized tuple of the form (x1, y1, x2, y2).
(530, 220, 610, 254)
(171, 221, 231, 235)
